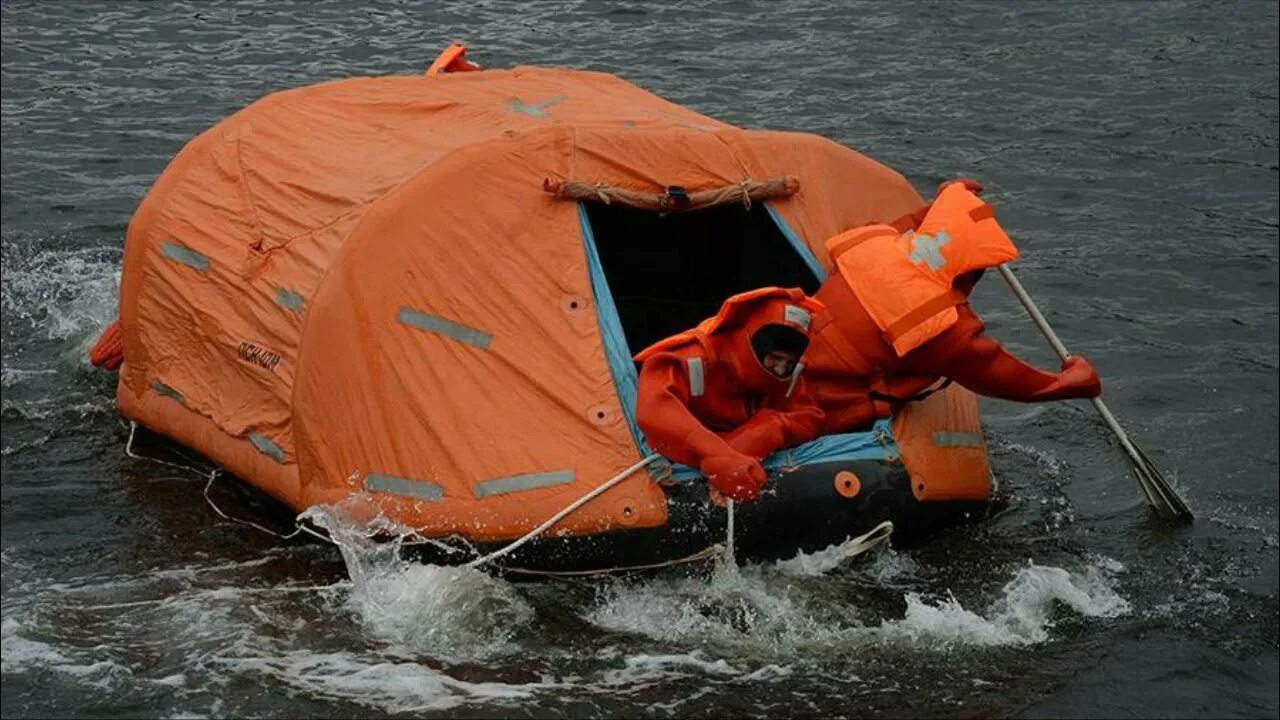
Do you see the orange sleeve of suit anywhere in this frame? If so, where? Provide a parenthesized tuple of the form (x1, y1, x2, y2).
(722, 382, 825, 459)
(635, 352, 742, 469)
(901, 304, 1098, 401)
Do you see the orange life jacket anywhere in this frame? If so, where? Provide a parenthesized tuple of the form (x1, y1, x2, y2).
(826, 184, 1019, 357)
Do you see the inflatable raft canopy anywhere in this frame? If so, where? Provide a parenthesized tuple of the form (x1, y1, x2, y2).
(110, 46, 993, 572)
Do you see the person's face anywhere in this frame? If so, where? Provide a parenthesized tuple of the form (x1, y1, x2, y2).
(761, 349, 799, 380)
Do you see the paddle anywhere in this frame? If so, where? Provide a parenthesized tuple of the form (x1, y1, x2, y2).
(997, 264, 1194, 522)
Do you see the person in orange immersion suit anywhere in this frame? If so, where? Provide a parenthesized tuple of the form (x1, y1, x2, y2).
(804, 178, 1104, 434)
(634, 287, 827, 503)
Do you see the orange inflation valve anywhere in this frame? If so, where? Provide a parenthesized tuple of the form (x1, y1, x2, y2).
(834, 470, 862, 499)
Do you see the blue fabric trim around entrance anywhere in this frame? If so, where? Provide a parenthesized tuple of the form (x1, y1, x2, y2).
(662, 418, 899, 481)
(577, 203, 647, 452)
(764, 203, 826, 282)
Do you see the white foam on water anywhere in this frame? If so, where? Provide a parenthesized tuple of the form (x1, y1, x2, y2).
(1, 434, 51, 456)
(2, 500, 553, 715)
(0, 241, 121, 352)
(217, 648, 552, 714)
(0, 366, 58, 388)
(1207, 507, 1278, 548)
(5, 559, 524, 715)
(42, 554, 283, 596)
(586, 562, 868, 656)
(772, 537, 870, 577)
(996, 441, 1068, 479)
(0, 397, 112, 421)
(301, 502, 535, 662)
(597, 651, 741, 686)
(1, 615, 73, 673)
(587, 556, 1131, 655)
(882, 560, 1132, 648)
(151, 673, 187, 687)
(1145, 553, 1240, 622)
(1, 615, 133, 689)
(855, 546, 924, 588)
(771, 524, 895, 577)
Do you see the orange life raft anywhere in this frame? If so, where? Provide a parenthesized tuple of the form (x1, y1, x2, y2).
(95, 46, 994, 572)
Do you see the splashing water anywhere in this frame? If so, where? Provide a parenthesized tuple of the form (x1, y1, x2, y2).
(587, 553, 1130, 658)
(300, 502, 535, 662)
(0, 241, 121, 350)
(883, 561, 1132, 648)
(772, 522, 895, 577)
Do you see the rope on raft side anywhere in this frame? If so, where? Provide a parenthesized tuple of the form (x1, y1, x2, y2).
(465, 453, 663, 569)
(498, 544, 726, 577)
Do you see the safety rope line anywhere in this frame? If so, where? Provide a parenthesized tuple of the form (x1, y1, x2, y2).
(466, 453, 662, 569)
(125, 420, 213, 475)
(843, 520, 894, 558)
(290, 519, 475, 557)
(202, 469, 306, 540)
(498, 543, 725, 577)
(503, 521, 894, 578)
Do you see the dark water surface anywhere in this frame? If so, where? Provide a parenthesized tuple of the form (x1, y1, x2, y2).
(2, 2, 1277, 718)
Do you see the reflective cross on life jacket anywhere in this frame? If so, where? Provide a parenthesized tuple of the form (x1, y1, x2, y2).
(907, 230, 951, 272)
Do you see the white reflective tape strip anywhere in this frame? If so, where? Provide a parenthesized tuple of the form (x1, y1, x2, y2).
(686, 357, 705, 397)
(473, 469, 575, 499)
(932, 431, 984, 448)
(275, 288, 304, 311)
(506, 95, 567, 118)
(247, 432, 285, 463)
(151, 379, 184, 405)
(364, 473, 444, 502)
(783, 304, 811, 331)
(160, 242, 209, 271)
(397, 307, 492, 350)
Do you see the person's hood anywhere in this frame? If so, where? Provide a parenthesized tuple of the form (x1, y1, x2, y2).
(703, 287, 824, 395)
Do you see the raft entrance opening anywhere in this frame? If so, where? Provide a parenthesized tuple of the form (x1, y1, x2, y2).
(578, 199, 836, 462)
(582, 201, 821, 354)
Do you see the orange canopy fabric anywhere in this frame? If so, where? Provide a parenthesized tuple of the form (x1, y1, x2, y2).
(116, 63, 925, 541)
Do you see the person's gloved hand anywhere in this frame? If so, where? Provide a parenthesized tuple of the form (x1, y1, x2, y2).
(699, 452, 767, 503)
(1059, 355, 1102, 397)
(1035, 355, 1102, 400)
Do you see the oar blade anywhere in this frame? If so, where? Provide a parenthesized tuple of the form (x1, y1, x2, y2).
(1132, 444, 1194, 522)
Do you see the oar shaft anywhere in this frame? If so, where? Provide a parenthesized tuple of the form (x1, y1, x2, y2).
(996, 264, 1071, 361)
(998, 264, 1137, 443)
(1089, 396, 1144, 464)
